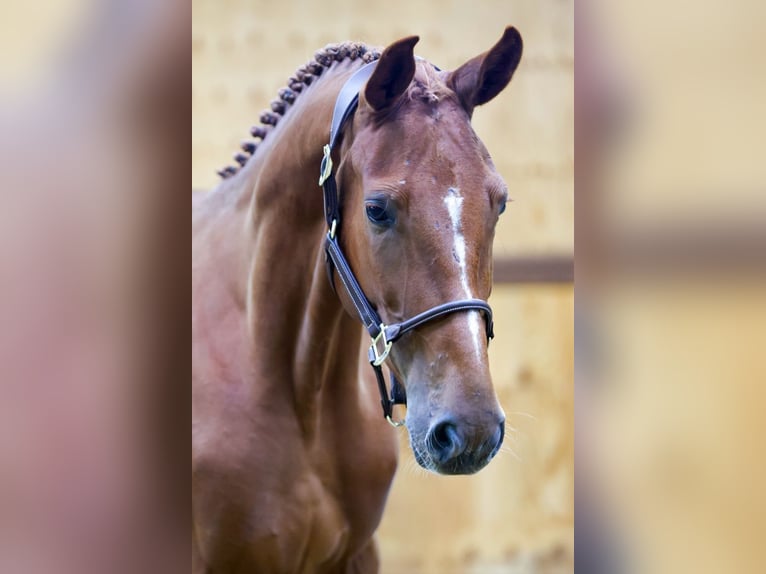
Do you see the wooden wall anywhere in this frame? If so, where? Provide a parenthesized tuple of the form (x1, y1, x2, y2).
(192, 1, 573, 572)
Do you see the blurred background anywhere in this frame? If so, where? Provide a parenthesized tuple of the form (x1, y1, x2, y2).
(193, 1, 573, 573)
(578, 1, 766, 573)
(1, 0, 187, 572)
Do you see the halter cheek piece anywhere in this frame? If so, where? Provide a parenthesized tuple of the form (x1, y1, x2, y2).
(319, 61, 494, 427)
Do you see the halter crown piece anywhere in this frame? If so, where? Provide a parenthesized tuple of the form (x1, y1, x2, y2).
(319, 61, 495, 427)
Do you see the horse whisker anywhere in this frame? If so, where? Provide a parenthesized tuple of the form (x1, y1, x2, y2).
(506, 411, 537, 421)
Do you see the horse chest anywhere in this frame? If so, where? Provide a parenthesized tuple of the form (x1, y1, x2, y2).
(250, 469, 353, 572)
(194, 392, 395, 573)
(212, 435, 388, 573)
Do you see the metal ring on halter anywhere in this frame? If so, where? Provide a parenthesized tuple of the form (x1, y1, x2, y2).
(386, 414, 405, 427)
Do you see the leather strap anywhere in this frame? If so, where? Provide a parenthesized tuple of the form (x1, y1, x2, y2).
(321, 61, 379, 229)
(384, 299, 494, 343)
(325, 234, 383, 338)
(328, 61, 378, 149)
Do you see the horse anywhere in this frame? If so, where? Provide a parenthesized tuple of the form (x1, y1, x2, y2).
(193, 27, 523, 573)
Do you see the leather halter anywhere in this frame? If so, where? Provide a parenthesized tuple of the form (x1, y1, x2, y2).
(319, 61, 495, 427)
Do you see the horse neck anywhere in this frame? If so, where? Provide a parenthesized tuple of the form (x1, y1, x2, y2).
(234, 63, 366, 423)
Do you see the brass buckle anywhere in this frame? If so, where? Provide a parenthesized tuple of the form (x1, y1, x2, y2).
(370, 323, 392, 366)
(318, 144, 333, 186)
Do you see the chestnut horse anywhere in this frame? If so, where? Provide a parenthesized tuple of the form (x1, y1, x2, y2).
(193, 28, 523, 573)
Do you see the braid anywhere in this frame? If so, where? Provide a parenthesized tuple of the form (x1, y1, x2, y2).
(217, 42, 381, 179)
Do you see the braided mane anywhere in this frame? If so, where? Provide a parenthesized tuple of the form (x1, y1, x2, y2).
(218, 42, 382, 179)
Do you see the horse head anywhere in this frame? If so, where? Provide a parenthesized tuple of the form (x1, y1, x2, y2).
(334, 28, 523, 474)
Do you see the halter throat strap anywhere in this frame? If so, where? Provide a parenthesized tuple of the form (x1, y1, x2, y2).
(319, 60, 495, 426)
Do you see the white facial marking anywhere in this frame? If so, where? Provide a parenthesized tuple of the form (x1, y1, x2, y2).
(443, 187, 483, 361)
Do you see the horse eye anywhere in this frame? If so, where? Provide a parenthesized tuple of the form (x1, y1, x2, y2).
(498, 200, 508, 215)
(365, 200, 392, 226)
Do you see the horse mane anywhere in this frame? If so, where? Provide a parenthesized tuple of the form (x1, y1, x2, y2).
(217, 42, 382, 179)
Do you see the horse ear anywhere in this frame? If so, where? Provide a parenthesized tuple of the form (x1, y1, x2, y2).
(448, 26, 523, 112)
(364, 36, 419, 111)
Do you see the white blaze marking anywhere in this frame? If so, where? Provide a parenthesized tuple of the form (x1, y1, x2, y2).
(443, 188, 483, 360)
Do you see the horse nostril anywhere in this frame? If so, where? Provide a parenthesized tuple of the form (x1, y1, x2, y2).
(428, 419, 464, 464)
(431, 420, 454, 448)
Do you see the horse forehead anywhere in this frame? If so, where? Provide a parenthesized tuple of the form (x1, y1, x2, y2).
(366, 110, 486, 176)
(357, 71, 491, 184)
(361, 136, 492, 208)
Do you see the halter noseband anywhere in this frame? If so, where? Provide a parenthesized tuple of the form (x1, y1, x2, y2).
(319, 61, 494, 427)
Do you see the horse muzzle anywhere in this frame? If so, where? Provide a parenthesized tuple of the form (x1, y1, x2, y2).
(412, 414, 505, 475)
